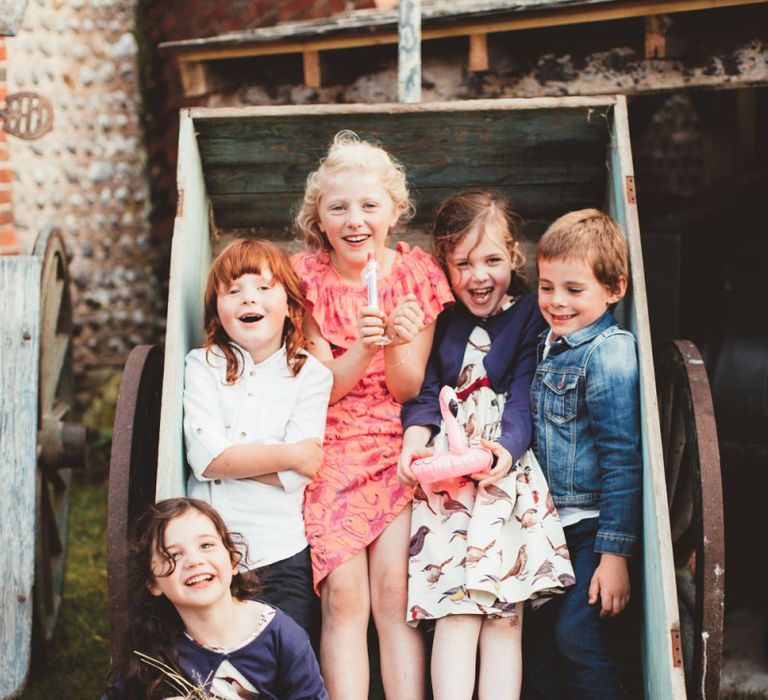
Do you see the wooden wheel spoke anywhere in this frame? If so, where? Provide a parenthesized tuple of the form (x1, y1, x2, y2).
(669, 434, 695, 544)
(40, 333, 72, 413)
(664, 391, 688, 510)
(41, 268, 65, 334)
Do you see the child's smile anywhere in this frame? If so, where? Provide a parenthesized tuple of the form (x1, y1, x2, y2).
(537, 256, 625, 337)
(148, 510, 237, 613)
(217, 268, 289, 363)
(318, 170, 401, 279)
(448, 222, 512, 318)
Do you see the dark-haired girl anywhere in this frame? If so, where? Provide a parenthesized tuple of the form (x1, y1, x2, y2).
(104, 497, 327, 700)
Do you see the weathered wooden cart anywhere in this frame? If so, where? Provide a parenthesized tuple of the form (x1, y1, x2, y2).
(0, 227, 85, 698)
(107, 96, 724, 699)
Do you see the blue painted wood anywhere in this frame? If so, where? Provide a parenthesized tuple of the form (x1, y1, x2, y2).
(398, 0, 421, 103)
(0, 256, 40, 698)
(608, 96, 686, 699)
(156, 109, 212, 500)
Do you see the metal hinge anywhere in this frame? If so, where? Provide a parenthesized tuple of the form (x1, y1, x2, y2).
(670, 627, 683, 667)
(626, 175, 636, 204)
(0, 92, 53, 140)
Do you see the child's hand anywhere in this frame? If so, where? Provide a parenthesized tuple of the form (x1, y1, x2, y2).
(475, 440, 513, 488)
(384, 294, 425, 345)
(398, 446, 433, 486)
(357, 305, 388, 349)
(292, 438, 324, 478)
(588, 553, 630, 618)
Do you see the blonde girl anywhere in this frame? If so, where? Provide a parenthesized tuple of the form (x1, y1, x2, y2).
(292, 131, 453, 699)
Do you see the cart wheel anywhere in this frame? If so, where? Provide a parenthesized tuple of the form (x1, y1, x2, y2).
(656, 340, 725, 700)
(31, 227, 87, 658)
(107, 344, 163, 661)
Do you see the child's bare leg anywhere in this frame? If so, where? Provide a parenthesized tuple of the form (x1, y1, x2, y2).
(478, 604, 523, 700)
(369, 507, 425, 700)
(320, 551, 371, 700)
(431, 615, 483, 700)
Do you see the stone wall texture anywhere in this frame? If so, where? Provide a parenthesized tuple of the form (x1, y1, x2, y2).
(6, 0, 160, 420)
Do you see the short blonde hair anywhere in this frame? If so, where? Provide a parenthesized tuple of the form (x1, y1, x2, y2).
(295, 130, 414, 252)
(537, 208, 628, 293)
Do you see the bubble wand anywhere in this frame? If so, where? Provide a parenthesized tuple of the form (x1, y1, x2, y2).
(362, 252, 391, 345)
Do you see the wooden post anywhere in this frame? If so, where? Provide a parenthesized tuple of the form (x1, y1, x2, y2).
(469, 33, 489, 72)
(645, 15, 669, 59)
(398, 0, 421, 103)
(178, 60, 213, 98)
(302, 50, 321, 89)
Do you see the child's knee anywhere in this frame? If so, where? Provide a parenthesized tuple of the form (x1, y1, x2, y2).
(371, 574, 408, 617)
(322, 576, 370, 622)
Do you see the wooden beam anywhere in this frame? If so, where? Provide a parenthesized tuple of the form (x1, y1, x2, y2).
(645, 14, 670, 59)
(171, 0, 768, 64)
(469, 33, 489, 72)
(302, 50, 321, 88)
(178, 60, 212, 97)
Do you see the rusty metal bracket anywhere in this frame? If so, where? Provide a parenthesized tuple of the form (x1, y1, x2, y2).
(0, 91, 53, 140)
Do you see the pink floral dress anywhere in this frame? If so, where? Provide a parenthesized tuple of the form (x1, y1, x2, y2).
(292, 243, 453, 592)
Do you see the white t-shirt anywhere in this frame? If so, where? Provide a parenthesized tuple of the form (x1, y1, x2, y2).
(184, 344, 332, 568)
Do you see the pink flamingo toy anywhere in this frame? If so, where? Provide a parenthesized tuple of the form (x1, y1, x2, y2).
(410, 386, 493, 484)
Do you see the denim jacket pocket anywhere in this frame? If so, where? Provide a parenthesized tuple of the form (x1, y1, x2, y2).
(541, 371, 580, 425)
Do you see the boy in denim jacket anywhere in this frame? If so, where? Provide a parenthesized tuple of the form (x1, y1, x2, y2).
(525, 209, 642, 699)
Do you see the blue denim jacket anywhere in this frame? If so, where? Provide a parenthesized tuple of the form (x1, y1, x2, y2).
(530, 311, 641, 557)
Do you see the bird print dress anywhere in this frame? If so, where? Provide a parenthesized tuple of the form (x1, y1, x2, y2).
(407, 326, 575, 625)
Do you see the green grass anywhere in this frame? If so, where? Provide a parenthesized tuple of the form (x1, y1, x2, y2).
(20, 466, 110, 700)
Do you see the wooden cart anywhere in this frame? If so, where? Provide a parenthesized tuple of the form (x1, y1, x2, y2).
(0, 228, 85, 699)
(107, 96, 724, 699)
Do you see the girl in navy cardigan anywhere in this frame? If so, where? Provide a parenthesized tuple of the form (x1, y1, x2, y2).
(103, 498, 327, 700)
(398, 192, 573, 700)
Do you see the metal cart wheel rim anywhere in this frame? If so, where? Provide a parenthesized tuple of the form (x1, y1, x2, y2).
(657, 339, 725, 700)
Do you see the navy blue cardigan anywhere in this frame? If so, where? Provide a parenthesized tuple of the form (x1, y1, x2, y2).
(402, 293, 547, 462)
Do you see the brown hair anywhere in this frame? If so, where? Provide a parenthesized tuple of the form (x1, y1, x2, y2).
(296, 130, 414, 253)
(107, 498, 261, 699)
(431, 190, 527, 291)
(204, 238, 307, 382)
(537, 208, 628, 294)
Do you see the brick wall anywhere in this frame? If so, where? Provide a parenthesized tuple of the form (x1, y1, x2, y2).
(0, 37, 17, 255)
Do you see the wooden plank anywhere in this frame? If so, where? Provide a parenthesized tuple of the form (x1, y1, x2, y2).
(178, 60, 213, 98)
(202, 156, 606, 195)
(302, 50, 321, 88)
(156, 110, 212, 501)
(192, 105, 610, 159)
(186, 95, 618, 119)
(165, 0, 768, 63)
(469, 33, 490, 72)
(606, 95, 687, 699)
(0, 256, 40, 698)
(208, 178, 605, 230)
